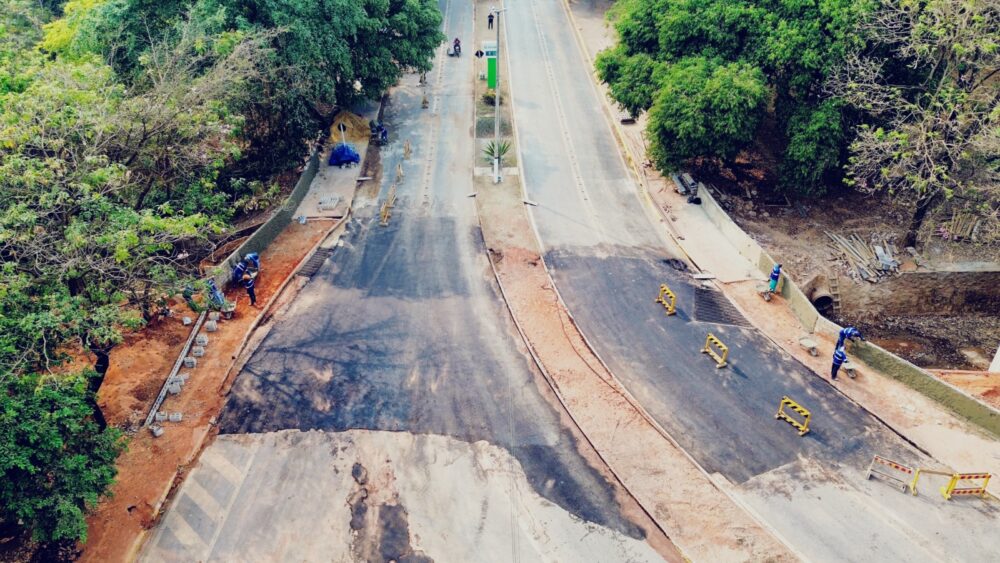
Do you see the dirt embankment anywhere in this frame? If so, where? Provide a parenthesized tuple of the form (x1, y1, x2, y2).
(80, 219, 336, 563)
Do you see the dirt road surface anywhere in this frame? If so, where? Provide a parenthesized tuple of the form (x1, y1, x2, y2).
(504, 0, 1000, 560)
(140, 1, 676, 560)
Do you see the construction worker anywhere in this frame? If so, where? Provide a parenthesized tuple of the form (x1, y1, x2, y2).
(831, 345, 847, 381)
(837, 326, 864, 348)
(768, 263, 782, 293)
(232, 259, 248, 286)
(242, 273, 258, 308)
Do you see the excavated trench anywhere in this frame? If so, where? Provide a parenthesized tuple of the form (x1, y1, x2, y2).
(805, 269, 1000, 370)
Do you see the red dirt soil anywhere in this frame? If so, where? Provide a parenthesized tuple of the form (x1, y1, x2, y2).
(80, 219, 336, 563)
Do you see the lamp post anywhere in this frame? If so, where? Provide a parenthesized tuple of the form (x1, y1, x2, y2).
(491, 7, 507, 184)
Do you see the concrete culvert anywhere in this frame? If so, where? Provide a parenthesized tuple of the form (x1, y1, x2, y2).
(804, 275, 833, 312)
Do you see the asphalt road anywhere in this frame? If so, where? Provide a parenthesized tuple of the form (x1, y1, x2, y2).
(504, 0, 1000, 560)
(142, 1, 668, 560)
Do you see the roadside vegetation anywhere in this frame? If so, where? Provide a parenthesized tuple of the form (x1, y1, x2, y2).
(0, 0, 442, 549)
(597, 0, 998, 246)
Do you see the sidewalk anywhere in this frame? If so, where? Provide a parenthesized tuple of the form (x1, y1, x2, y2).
(81, 123, 373, 562)
(560, 0, 1000, 492)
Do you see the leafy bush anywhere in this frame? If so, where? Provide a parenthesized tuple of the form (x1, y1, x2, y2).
(0, 373, 125, 543)
(482, 88, 501, 106)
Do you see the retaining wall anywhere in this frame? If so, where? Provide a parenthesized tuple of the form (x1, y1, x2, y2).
(840, 270, 1000, 317)
(695, 183, 1000, 439)
(211, 149, 321, 289)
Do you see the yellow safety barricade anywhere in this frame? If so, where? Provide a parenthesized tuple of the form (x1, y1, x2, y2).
(655, 284, 677, 316)
(866, 455, 918, 494)
(379, 184, 397, 227)
(941, 472, 991, 500)
(701, 333, 728, 368)
(775, 396, 811, 436)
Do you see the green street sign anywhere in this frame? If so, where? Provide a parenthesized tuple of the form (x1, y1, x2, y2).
(487, 56, 497, 89)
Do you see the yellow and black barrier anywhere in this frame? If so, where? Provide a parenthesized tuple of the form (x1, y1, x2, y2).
(654, 284, 677, 316)
(866, 455, 918, 494)
(941, 472, 991, 500)
(701, 333, 728, 368)
(775, 396, 811, 436)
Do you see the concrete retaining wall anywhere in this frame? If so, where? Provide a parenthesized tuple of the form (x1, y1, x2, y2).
(211, 149, 321, 289)
(695, 183, 1000, 439)
(840, 270, 1000, 317)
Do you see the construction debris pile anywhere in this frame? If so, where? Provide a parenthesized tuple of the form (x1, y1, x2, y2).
(825, 231, 903, 283)
(936, 212, 982, 242)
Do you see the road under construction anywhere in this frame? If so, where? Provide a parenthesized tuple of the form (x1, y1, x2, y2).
(140, 0, 1000, 561)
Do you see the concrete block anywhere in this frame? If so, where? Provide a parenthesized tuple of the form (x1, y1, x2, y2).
(177, 372, 190, 382)
(150, 425, 165, 438)
(182, 316, 193, 326)
(208, 312, 221, 321)
(168, 412, 183, 423)
(205, 320, 218, 332)
(167, 382, 183, 395)
(183, 356, 197, 368)
(191, 346, 206, 357)
(195, 334, 209, 346)
(154, 412, 168, 422)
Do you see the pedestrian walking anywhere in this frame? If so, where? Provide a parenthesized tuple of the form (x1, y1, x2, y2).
(768, 263, 782, 293)
(831, 345, 847, 381)
(243, 273, 258, 308)
(837, 326, 864, 348)
(488, 12, 494, 29)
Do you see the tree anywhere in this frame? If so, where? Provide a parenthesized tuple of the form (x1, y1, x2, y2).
(829, 0, 1000, 245)
(54, 0, 445, 177)
(646, 57, 768, 168)
(0, 16, 272, 425)
(597, 0, 871, 194)
(0, 372, 125, 543)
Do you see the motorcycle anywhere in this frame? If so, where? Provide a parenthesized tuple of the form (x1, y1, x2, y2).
(450, 40, 461, 57)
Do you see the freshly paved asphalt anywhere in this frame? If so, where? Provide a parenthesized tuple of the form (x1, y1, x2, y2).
(169, 0, 661, 558)
(505, 0, 1000, 560)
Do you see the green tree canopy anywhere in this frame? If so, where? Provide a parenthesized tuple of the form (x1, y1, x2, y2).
(646, 57, 767, 168)
(597, 0, 872, 194)
(0, 373, 125, 543)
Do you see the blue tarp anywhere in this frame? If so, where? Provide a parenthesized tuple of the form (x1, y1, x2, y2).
(328, 143, 360, 167)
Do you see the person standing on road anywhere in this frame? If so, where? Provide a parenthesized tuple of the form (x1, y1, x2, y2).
(488, 12, 494, 29)
(243, 273, 258, 308)
(837, 326, 864, 348)
(768, 263, 782, 293)
(831, 345, 847, 381)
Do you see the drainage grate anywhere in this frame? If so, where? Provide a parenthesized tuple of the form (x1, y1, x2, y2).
(297, 248, 335, 278)
(693, 288, 750, 326)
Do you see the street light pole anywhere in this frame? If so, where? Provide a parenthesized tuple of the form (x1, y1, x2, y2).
(492, 7, 507, 184)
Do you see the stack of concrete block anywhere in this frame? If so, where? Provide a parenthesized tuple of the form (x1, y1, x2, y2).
(196, 334, 209, 346)
(205, 320, 218, 332)
(191, 346, 206, 358)
(183, 356, 197, 368)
